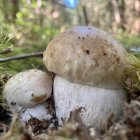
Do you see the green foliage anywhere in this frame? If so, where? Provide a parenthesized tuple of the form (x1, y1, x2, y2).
(0, 32, 13, 51)
(0, 0, 61, 73)
(116, 34, 140, 48)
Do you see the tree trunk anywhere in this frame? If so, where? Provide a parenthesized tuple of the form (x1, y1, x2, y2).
(111, 0, 125, 30)
(11, 0, 19, 23)
(131, 0, 140, 35)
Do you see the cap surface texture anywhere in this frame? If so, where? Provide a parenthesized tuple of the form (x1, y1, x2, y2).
(3, 69, 52, 111)
(43, 26, 126, 88)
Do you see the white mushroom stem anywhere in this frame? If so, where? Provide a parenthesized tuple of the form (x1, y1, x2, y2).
(54, 75, 128, 129)
(18, 102, 52, 123)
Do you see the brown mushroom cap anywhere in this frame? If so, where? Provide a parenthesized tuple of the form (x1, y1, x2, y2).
(43, 26, 127, 89)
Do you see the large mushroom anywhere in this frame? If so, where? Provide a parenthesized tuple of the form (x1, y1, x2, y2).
(2, 69, 53, 123)
(43, 26, 129, 130)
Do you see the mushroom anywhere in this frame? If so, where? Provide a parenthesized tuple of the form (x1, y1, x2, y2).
(2, 69, 53, 123)
(43, 26, 129, 130)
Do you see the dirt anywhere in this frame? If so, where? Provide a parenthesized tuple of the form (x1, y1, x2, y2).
(0, 98, 140, 140)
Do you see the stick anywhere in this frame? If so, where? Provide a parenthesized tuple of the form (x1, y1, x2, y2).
(0, 52, 43, 62)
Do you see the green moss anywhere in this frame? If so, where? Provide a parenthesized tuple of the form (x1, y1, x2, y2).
(4, 58, 46, 72)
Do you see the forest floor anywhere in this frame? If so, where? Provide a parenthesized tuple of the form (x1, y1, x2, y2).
(0, 94, 140, 140)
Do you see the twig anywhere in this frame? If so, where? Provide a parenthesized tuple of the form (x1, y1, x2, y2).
(0, 52, 43, 62)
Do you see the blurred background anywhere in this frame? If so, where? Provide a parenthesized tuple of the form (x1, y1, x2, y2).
(0, 0, 140, 73)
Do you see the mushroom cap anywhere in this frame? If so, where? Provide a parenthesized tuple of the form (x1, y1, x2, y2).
(2, 69, 52, 111)
(43, 26, 127, 89)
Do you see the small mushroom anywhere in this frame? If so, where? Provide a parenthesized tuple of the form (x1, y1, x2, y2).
(2, 69, 53, 123)
(43, 26, 129, 129)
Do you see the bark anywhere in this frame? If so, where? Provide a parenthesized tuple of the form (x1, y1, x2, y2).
(111, 0, 126, 30)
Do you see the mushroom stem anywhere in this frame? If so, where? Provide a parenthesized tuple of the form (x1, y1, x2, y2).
(18, 101, 52, 123)
(54, 75, 128, 129)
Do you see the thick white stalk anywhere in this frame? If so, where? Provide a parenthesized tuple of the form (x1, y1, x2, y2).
(18, 102, 52, 123)
(54, 75, 128, 129)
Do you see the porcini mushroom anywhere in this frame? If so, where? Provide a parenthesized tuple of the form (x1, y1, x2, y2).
(43, 26, 128, 129)
(2, 69, 53, 123)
